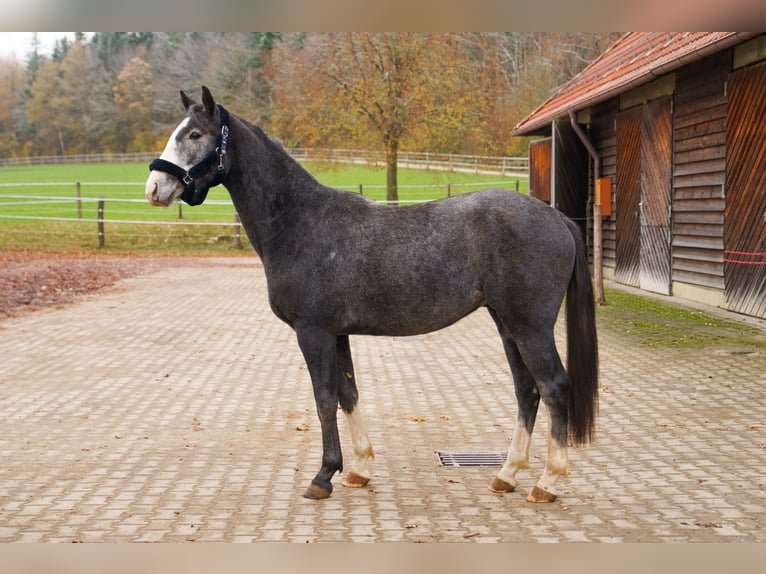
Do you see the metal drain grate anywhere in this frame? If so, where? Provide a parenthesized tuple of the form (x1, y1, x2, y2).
(436, 451, 507, 467)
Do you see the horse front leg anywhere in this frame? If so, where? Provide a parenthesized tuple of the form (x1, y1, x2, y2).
(296, 327, 343, 500)
(336, 335, 374, 489)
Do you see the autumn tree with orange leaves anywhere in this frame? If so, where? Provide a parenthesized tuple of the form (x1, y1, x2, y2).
(113, 57, 155, 152)
(267, 33, 498, 203)
(0, 56, 27, 157)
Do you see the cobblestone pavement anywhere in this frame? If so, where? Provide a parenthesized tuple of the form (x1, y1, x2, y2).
(0, 258, 764, 543)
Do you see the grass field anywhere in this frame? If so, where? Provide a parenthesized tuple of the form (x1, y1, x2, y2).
(0, 162, 527, 254)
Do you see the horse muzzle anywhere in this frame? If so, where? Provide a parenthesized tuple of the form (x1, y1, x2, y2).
(145, 174, 181, 207)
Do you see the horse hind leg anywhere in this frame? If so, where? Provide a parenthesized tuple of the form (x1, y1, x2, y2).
(487, 310, 540, 495)
(336, 335, 374, 489)
(517, 335, 570, 503)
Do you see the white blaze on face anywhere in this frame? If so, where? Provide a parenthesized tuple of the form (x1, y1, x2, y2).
(160, 117, 191, 167)
(145, 117, 191, 206)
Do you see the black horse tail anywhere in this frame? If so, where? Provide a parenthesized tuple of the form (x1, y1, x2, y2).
(563, 217, 599, 446)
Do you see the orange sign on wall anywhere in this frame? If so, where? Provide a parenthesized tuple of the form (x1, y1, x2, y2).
(595, 177, 612, 217)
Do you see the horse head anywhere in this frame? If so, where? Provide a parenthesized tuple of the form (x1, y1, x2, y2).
(145, 86, 230, 207)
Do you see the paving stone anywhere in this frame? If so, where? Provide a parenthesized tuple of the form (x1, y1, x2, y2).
(0, 258, 764, 542)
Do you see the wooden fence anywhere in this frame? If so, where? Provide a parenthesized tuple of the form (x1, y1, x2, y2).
(0, 149, 528, 176)
(1, 177, 523, 249)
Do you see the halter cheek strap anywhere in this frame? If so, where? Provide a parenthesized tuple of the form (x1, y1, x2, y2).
(149, 105, 230, 206)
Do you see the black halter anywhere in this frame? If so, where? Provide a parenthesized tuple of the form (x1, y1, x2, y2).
(149, 105, 230, 206)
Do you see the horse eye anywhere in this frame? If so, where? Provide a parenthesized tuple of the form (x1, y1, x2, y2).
(189, 131, 202, 140)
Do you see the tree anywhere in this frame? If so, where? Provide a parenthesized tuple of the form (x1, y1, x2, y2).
(0, 57, 28, 157)
(11, 32, 622, 160)
(456, 32, 623, 155)
(113, 57, 154, 151)
(325, 33, 436, 203)
(146, 33, 223, 129)
(25, 33, 45, 84)
(59, 41, 115, 154)
(25, 58, 65, 154)
(26, 40, 115, 155)
(215, 33, 281, 124)
(268, 33, 488, 203)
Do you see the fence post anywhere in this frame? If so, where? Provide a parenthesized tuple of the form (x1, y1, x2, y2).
(447, 183, 451, 197)
(76, 181, 82, 219)
(178, 202, 183, 219)
(358, 184, 363, 196)
(234, 212, 242, 249)
(97, 199, 105, 248)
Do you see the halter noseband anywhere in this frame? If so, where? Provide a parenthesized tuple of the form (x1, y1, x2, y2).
(149, 105, 230, 206)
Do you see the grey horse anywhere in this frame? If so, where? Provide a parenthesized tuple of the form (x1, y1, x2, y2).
(145, 86, 598, 503)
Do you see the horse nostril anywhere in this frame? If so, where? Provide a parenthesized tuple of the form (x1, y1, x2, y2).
(150, 182, 159, 202)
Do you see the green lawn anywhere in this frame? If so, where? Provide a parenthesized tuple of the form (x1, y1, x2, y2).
(597, 288, 763, 349)
(0, 161, 526, 254)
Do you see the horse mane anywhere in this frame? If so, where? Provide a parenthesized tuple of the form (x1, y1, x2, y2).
(234, 114, 320, 186)
(233, 115, 287, 155)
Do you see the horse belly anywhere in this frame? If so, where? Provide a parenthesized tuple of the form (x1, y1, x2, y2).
(344, 271, 485, 336)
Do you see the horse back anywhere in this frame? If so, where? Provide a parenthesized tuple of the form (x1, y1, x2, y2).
(265, 187, 574, 335)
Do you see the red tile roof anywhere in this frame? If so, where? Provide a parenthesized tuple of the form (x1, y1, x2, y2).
(511, 32, 759, 135)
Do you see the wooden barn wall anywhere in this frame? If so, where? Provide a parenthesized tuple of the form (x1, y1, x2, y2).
(568, 39, 766, 317)
(671, 50, 731, 290)
(588, 99, 619, 270)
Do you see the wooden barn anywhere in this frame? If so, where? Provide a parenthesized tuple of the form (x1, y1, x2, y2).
(512, 32, 766, 319)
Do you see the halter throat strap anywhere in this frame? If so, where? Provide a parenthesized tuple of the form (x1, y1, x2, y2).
(149, 105, 230, 206)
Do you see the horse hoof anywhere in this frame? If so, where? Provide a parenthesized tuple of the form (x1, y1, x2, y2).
(488, 477, 515, 493)
(342, 471, 370, 488)
(303, 483, 332, 500)
(526, 485, 557, 503)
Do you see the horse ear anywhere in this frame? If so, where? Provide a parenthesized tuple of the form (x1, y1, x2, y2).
(201, 86, 216, 117)
(180, 90, 196, 111)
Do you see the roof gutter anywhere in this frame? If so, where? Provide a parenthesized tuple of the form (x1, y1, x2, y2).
(568, 109, 605, 303)
(512, 32, 760, 136)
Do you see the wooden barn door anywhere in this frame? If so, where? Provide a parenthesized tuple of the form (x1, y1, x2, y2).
(639, 96, 673, 295)
(528, 138, 551, 204)
(725, 61, 766, 318)
(615, 106, 642, 287)
(615, 98, 673, 293)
